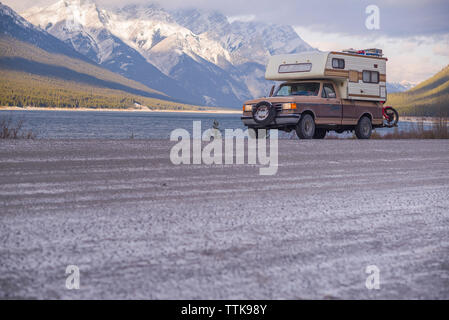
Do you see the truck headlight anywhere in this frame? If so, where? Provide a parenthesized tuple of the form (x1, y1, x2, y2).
(282, 103, 297, 110)
(243, 104, 253, 112)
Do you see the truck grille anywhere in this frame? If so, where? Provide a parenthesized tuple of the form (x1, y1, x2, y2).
(273, 103, 283, 112)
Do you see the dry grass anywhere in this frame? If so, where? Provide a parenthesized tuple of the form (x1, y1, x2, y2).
(371, 117, 449, 139)
(0, 117, 36, 139)
(322, 117, 449, 139)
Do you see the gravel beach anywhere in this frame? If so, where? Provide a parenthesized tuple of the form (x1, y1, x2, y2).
(1, 139, 448, 299)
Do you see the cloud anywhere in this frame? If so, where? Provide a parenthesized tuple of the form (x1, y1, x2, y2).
(227, 15, 255, 24)
(4, 0, 449, 38)
(433, 40, 449, 57)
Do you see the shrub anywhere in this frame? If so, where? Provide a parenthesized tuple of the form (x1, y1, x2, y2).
(0, 117, 36, 139)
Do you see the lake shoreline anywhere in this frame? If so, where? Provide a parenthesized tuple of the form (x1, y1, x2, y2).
(400, 116, 449, 123)
(1, 107, 447, 120)
(0, 106, 241, 115)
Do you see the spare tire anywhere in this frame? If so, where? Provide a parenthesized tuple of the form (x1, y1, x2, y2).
(252, 101, 277, 125)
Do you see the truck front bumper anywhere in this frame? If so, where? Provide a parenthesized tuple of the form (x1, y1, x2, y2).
(241, 113, 301, 128)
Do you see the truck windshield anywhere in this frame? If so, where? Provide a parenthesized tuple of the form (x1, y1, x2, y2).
(274, 83, 320, 97)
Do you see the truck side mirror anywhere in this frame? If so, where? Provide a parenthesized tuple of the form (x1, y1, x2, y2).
(269, 85, 275, 97)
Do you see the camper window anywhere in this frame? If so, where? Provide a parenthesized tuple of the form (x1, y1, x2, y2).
(275, 82, 320, 97)
(332, 58, 345, 69)
(278, 63, 312, 73)
(362, 70, 380, 84)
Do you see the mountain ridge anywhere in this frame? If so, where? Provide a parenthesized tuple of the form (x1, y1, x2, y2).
(21, 0, 201, 105)
(22, 0, 316, 107)
(5, 0, 419, 110)
(387, 65, 449, 116)
(0, 3, 205, 110)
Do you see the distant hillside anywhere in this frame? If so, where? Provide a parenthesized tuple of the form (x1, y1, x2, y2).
(0, 70, 202, 110)
(0, 36, 205, 110)
(0, 2, 209, 110)
(387, 65, 449, 116)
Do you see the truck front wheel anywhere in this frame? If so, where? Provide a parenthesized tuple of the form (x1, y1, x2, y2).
(355, 116, 372, 139)
(296, 114, 315, 139)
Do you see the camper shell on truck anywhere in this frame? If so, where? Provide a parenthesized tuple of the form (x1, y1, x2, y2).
(241, 49, 388, 139)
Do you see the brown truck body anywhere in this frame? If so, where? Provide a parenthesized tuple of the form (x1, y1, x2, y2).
(241, 50, 389, 138)
(241, 79, 383, 132)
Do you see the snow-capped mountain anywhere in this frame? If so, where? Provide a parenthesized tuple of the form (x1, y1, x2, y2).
(387, 81, 415, 93)
(1, 2, 186, 105)
(0, 1, 90, 61)
(22, 0, 316, 107)
(22, 0, 199, 104)
(103, 4, 250, 106)
(169, 7, 316, 98)
(111, 5, 232, 68)
(171, 8, 314, 65)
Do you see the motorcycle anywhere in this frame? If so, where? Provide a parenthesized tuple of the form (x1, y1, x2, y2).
(383, 106, 399, 128)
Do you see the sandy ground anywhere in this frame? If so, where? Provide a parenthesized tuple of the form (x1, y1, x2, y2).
(0, 139, 448, 299)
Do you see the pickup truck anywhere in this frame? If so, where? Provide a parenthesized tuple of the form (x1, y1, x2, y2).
(241, 79, 384, 139)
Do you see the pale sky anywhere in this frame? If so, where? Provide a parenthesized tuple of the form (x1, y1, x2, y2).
(293, 27, 449, 84)
(3, 0, 449, 84)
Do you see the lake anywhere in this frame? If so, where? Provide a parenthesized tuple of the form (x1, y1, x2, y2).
(0, 109, 434, 139)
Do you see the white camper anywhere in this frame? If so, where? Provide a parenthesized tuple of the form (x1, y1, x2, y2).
(265, 50, 387, 102)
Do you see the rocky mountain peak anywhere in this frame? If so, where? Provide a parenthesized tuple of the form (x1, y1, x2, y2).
(20, 0, 316, 107)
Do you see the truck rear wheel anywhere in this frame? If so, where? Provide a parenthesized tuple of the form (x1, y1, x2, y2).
(296, 114, 315, 139)
(355, 116, 372, 139)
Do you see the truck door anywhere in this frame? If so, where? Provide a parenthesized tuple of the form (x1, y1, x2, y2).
(342, 100, 357, 125)
(322, 83, 342, 125)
